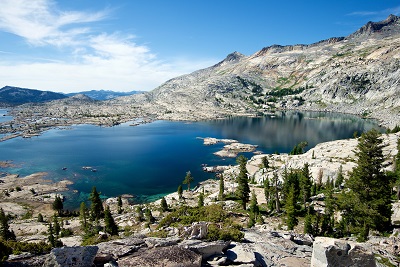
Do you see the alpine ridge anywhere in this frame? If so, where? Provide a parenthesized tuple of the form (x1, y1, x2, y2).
(113, 14, 400, 128)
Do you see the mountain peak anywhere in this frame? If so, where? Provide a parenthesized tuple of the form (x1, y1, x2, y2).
(224, 51, 245, 62)
(349, 14, 400, 39)
(213, 51, 245, 68)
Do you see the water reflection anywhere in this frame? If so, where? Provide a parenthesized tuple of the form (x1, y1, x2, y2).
(204, 112, 381, 153)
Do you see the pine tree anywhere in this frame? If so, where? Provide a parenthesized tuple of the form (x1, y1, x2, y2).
(304, 213, 313, 235)
(160, 197, 168, 212)
(177, 185, 183, 200)
(321, 187, 334, 236)
(282, 168, 300, 203)
(264, 177, 271, 206)
(249, 190, 259, 227)
(336, 165, 344, 188)
(104, 206, 118, 236)
(262, 156, 269, 169)
(285, 184, 298, 230)
(271, 171, 281, 212)
(0, 208, 15, 241)
(79, 202, 89, 231)
(299, 163, 312, 209)
(183, 171, 194, 191)
(117, 195, 123, 214)
(37, 213, 44, 222)
(89, 186, 104, 221)
(198, 190, 204, 207)
(144, 207, 155, 224)
(218, 174, 225, 201)
(53, 214, 61, 238)
(235, 155, 250, 210)
(317, 169, 323, 192)
(52, 195, 63, 216)
(339, 129, 393, 237)
(48, 222, 55, 247)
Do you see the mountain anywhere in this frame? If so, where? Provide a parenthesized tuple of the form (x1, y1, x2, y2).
(115, 14, 400, 128)
(0, 86, 67, 105)
(66, 90, 144, 100)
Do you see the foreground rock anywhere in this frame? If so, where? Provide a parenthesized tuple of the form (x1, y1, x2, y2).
(118, 246, 202, 267)
(44, 246, 98, 267)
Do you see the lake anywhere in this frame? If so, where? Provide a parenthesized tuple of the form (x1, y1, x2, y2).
(0, 109, 12, 123)
(0, 111, 382, 209)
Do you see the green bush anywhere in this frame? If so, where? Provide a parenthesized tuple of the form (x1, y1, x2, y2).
(206, 223, 244, 242)
(0, 241, 12, 262)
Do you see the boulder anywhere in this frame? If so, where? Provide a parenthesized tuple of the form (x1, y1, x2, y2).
(311, 237, 376, 267)
(117, 246, 202, 267)
(95, 237, 146, 263)
(145, 237, 180, 248)
(179, 239, 231, 260)
(182, 221, 208, 239)
(43, 246, 98, 267)
(225, 242, 262, 266)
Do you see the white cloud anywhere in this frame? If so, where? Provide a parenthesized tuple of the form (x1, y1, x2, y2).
(0, 0, 216, 92)
(348, 6, 400, 17)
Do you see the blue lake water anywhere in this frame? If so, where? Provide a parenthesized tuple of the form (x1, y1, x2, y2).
(0, 111, 382, 209)
(0, 109, 12, 123)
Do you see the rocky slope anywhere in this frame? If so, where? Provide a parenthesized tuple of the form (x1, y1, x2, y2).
(3, 15, 399, 140)
(114, 14, 400, 128)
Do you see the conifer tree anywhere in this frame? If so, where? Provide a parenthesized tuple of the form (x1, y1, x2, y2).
(104, 206, 118, 235)
(160, 197, 168, 212)
(0, 208, 15, 241)
(117, 195, 123, 214)
(144, 207, 155, 224)
(235, 155, 250, 210)
(264, 177, 271, 205)
(183, 171, 194, 191)
(198, 190, 204, 208)
(52, 195, 63, 216)
(53, 214, 61, 238)
(136, 206, 144, 222)
(37, 213, 44, 222)
(79, 202, 89, 231)
(316, 169, 323, 192)
(285, 184, 298, 230)
(339, 129, 393, 239)
(335, 165, 344, 188)
(262, 156, 269, 169)
(248, 190, 260, 227)
(89, 186, 104, 221)
(321, 187, 334, 236)
(300, 163, 312, 209)
(271, 171, 281, 212)
(304, 213, 313, 235)
(177, 185, 183, 199)
(48, 222, 55, 247)
(218, 174, 225, 201)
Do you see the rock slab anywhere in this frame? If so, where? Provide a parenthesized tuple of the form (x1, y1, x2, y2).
(311, 237, 376, 267)
(117, 246, 202, 267)
(43, 246, 98, 267)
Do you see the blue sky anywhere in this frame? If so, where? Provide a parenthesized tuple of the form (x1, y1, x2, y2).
(0, 0, 398, 93)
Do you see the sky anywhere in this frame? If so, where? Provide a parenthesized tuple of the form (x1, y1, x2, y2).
(0, 0, 399, 93)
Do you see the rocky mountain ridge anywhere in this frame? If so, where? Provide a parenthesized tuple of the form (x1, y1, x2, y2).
(111, 14, 400, 128)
